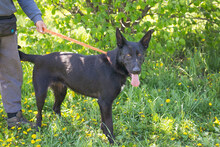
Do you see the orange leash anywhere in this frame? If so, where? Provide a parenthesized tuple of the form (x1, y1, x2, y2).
(43, 28, 107, 55)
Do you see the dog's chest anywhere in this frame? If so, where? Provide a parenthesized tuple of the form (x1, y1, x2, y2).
(120, 84, 125, 92)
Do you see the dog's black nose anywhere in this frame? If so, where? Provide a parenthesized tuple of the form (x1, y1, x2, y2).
(132, 66, 141, 74)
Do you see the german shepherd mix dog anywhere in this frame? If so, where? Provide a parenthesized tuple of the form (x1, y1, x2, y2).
(19, 28, 154, 143)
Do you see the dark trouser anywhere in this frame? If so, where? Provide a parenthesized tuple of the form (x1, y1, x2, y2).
(0, 33, 23, 113)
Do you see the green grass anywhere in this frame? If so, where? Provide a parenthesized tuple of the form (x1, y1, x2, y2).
(0, 47, 219, 146)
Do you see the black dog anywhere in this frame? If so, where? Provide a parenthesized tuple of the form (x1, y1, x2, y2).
(19, 28, 153, 143)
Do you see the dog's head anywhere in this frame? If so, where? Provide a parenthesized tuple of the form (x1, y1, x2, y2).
(116, 28, 154, 87)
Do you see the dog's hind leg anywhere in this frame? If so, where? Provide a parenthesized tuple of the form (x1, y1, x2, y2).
(33, 73, 50, 128)
(50, 82, 67, 115)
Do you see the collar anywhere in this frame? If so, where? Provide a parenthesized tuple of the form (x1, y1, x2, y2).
(105, 53, 128, 76)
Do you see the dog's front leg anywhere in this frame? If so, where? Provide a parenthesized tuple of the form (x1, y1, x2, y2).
(98, 98, 115, 144)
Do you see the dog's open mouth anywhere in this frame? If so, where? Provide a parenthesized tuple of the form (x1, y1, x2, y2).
(131, 74, 140, 87)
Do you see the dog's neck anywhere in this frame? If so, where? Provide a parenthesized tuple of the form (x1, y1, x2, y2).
(106, 49, 129, 76)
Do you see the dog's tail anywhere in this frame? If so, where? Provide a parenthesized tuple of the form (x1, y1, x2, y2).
(19, 51, 39, 63)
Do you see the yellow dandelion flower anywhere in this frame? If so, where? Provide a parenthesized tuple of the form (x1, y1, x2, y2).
(116, 102, 119, 104)
(122, 145, 125, 147)
(214, 117, 220, 125)
(27, 79, 32, 84)
(161, 104, 163, 106)
(72, 91, 75, 97)
(18, 127, 22, 130)
(36, 139, 42, 142)
(201, 39, 205, 42)
(0, 139, 3, 142)
(23, 131, 27, 134)
(41, 123, 47, 127)
(54, 134, 58, 137)
(178, 83, 182, 86)
(28, 110, 32, 113)
(76, 114, 80, 120)
(197, 143, 202, 146)
(160, 63, 163, 67)
(11, 126, 15, 130)
(138, 112, 144, 114)
(215, 143, 219, 147)
(6, 138, 12, 142)
(209, 102, 212, 106)
(62, 127, 66, 131)
(46, 52, 51, 54)
(31, 134, 37, 139)
(185, 125, 189, 129)
(141, 115, 145, 118)
(183, 132, 187, 135)
(86, 133, 92, 137)
(171, 137, 175, 141)
(36, 145, 41, 147)
(8, 143, 12, 146)
(166, 99, 170, 103)
(92, 99, 96, 102)
(31, 140, 35, 144)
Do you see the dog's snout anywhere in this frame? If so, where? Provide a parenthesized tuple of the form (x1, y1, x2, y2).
(132, 66, 141, 74)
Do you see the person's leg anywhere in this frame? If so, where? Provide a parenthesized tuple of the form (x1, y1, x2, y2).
(0, 33, 23, 114)
(0, 34, 30, 128)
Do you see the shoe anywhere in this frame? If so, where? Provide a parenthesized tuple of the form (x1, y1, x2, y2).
(7, 111, 33, 129)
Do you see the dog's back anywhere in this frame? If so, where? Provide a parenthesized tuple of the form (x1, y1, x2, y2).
(19, 50, 126, 98)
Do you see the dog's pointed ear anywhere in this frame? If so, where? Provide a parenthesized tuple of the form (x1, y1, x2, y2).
(116, 28, 126, 48)
(140, 29, 154, 49)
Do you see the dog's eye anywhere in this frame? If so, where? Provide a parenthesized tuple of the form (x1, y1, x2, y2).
(138, 53, 142, 57)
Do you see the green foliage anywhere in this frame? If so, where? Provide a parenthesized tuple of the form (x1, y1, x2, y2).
(15, 0, 219, 71)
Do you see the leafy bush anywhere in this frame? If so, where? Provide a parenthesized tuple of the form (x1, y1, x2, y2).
(16, 0, 219, 72)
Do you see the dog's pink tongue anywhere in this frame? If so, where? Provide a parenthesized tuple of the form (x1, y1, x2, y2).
(131, 74, 140, 87)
